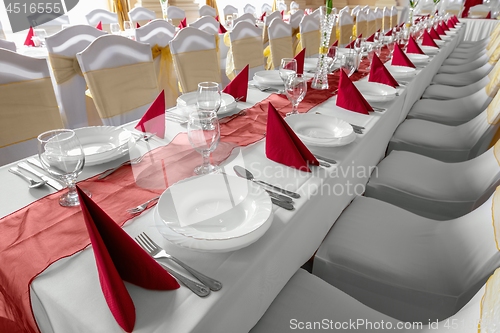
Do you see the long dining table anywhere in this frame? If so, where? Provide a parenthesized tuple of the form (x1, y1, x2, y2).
(0, 25, 465, 333)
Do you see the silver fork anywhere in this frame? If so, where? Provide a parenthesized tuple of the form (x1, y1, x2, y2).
(136, 233, 222, 291)
(127, 196, 160, 214)
(98, 154, 146, 180)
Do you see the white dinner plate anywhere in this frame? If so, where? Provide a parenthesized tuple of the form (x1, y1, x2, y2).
(253, 70, 284, 86)
(285, 113, 356, 147)
(74, 126, 134, 166)
(406, 53, 430, 64)
(353, 81, 398, 102)
(385, 65, 417, 78)
(176, 92, 237, 116)
(420, 45, 439, 54)
(444, 30, 457, 35)
(157, 174, 272, 240)
(440, 34, 452, 40)
(434, 39, 446, 46)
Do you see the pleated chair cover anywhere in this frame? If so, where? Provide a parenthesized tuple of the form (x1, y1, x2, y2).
(388, 91, 500, 162)
(77, 35, 159, 126)
(289, 9, 304, 54)
(390, 6, 398, 29)
(128, 7, 156, 27)
(382, 7, 391, 33)
(0, 39, 16, 52)
(262, 11, 281, 45)
(297, 14, 320, 58)
(0, 49, 64, 166)
(85, 9, 118, 33)
(365, 142, 500, 220)
(313, 188, 500, 322)
(225, 21, 264, 80)
(266, 19, 294, 70)
(355, 10, 368, 39)
(338, 11, 354, 47)
(366, 9, 376, 36)
(166, 6, 185, 27)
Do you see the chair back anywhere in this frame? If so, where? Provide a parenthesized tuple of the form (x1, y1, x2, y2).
(76, 35, 158, 126)
(199, 5, 217, 18)
(244, 4, 256, 15)
(262, 11, 281, 44)
(234, 13, 256, 25)
(190, 16, 219, 35)
(128, 7, 156, 27)
(390, 6, 398, 28)
(223, 5, 238, 20)
(227, 21, 264, 79)
(85, 9, 118, 33)
(298, 14, 320, 57)
(0, 49, 63, 166)
(469, 4, 491, 18)
(261, 4, 272, 15)
(166, 6, 186, 27)
(382, 7, 391, 33)
(351, 5, 360, 16)
(170, 27, 220, 93)
(268, 18, 293, 69)
(46, 25, 106, 129)
(374, 7, 383, 32)
(0, 39, 16, 52)
(367, 9, 376, 36)
(356, 9, 368, 38)
(37, 14, 70, 36)
(290, 9, 304, 52)
(339, 11, 354, 46)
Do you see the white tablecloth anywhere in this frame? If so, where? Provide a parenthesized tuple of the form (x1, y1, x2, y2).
(460, 18, 499, 41)
(0, 27, 464, 333)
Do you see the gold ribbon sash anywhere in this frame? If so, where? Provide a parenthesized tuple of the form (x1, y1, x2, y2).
(292, 26, 300, 56)
(227, 36, 264, 79)
(298, 30, 320, 57)
(83, 62, 159, 119)
(485, 72, 500, 97)
(0, 78, 63, 148)
(172, 48, 221, 93)
(339, 23, 354, 45)
(152, 44, 179, 108)
(268, 35, 294, 70)
(478, 267, 500, 332)
(48, 53, 83, 85)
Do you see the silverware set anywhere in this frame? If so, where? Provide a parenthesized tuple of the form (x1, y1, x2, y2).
(135, 232, 222, 297)
(9, 159, 65, 190)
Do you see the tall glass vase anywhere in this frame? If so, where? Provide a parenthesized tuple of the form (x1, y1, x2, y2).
(311, 6, 336, 90)
(160, 0, 168, 20)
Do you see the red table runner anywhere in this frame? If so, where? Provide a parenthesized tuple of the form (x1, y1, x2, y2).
(0, 49, 388, 333)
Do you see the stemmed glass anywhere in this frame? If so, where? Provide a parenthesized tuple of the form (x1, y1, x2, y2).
(339, 53, 356, 77)
(386, 34, 395, 59)
(37, 129, 88, 207)
(187, 110, 221, 174)
(123, 21, 134, 39)
(110, 23, 121, 35)
(284, 73, 307, 116)
(196, 82, 221, 113)
(33, 29, 47, 47)
(353, 37, 365, 70)
(328, 45, 338, 72)
(279, 58, 297, 84)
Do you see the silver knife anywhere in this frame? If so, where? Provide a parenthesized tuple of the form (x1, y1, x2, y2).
(18, 162, 64, 191)
(314, 155, 337, 164)
(26, 158, 66, 186)
(266, 190, 294, 203)
(271, 198, 294, 210)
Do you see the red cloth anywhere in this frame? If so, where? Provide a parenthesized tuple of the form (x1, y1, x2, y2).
(407, 36, 425, 54)
(422, 29, 440, 48)
(440, 22, 449, 32)
(77, 186, 179, 332)
(436, 24, 446, 35)
(294, 48, 306, 74)
(218, 23, 227, 33)
(429, 27, 441, 40)
(327, 41, 338, 58)
(24, 27, 35, 46)
(265, 103, 319, 172)
(369, 53, 399, 87)
(366, 32, 375, 42)
(447, 19, 455, 28)
(486, 11, 492, 18)
(135, 90, 166, 139)
(260, 12, 266, 21)
(462, 0, 483, 17)
(96, 21, 102, 30)
(223, 64, 248, 101)
(336, 69, 372, 114)
(391, 43, 415, 68)
(385, 29, 393, 36)
(178, 18, 187, 29)
(136, 22, 141, 28)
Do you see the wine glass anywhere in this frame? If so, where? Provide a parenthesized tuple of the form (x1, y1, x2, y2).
(279, 58, 297, 84)
(366, 44, 375, 70)
(386, 34, 395, 59)
(353, 37, 365, 70)
(187, 110, 221, 174)
(33, 29, 47, 47)
(110, 23, 121, 35)
(123, 21, 134, 39)
(339, 53, 356, 77)
(284, 73, 307, 116)
(196, 81, 221, 113)
(225, 14, 234, 29)
(37, 129, 88, 207)
(328, 45, 338, 72)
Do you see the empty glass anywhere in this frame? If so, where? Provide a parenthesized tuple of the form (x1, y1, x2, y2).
(110, 23, 121, 34)
(279, 58, 297, 84)
(187, 110, 221, 174)
(284, 73, 307, 116)
(33, 29, 47, 47)
(225, 15, 234, 29)
(196, 82, 221, 113)
(123, 21, 134, 39)
(37, 129, 88, 207)
(340, 53, 356, 77)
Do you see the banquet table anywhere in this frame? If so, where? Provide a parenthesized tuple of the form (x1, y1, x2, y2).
(0, 26, 465, 333)
(459, 18, 499, 41)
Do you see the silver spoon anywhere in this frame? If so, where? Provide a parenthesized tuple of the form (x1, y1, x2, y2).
(9, 167, 46, 188)
(233, 166, 301, 199)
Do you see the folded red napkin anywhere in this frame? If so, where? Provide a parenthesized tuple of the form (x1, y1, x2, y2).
(441, 22, 449, 31)
(346, 34, 362, 49)
(486, 12, 491, 19)
(135, 90, 166, 138)
(294, 48, 306, 74)
(391, 43, 415, 68)
(336, 69, 372, 114)
(422, 29, 439, 47)
(430, 27, 441, 40)
(178, 18, 187, 29)
(407, 36, 425, 54)
(366, 32, 375, 42)
(96, 21, 102, 30)
(368, 53, 399, 88)
(436, 24, 445, 35)
(219, 23, 227, 33)
(136, 22, 141, 28)
(385, 29, 393, 36)
(24, 27, 35, 46)
(452, 15, 459, 23)
(76, 186, 179, 333)
(327, 40, 338, 58)
(399, 22, 405, 28)
(447, 19, 455, 28)
(215, 15, 219, 21)
(223, 64, 248, 101)
(265, 103, 319, 172)
(260, 12, 266, 21)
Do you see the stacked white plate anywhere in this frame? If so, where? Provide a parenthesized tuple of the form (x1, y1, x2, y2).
(444, 30, 457, 35)
(434, 39, 447, 46)
(155, 174, 273, 252)
(74, 126, 134, 166)
(406, 53, 430, 65)
(420, 45, 439, 55)
(353, 82, 398, 102)
(285, 113, 356, 147)
(176, 92, 237, 116)
(385, 65, 417, 78)
(253, 70, 284, 86)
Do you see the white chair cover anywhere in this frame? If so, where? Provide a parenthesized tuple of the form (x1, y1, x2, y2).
(234, 13, 256, 25)
(189, 16, 219, 35)
(37, 14, 70, 36)
(128, 7, 156, 27)
(261, 3, 272, 15)
(432, 62, 495, 86)
(365, 145, 500, 220)
(469, 4, 491, 18)
(166, 6, 186, 27)
(243, 4, 256, 15)
(199, 5, 217, 18)
(313, 189, 500, 322)
(267, 18, 293, 70)
(85, 9, 118, 33)
(298, 14, 320, 57)
(0, 39, 16, 52)
(223, 5, 238, 19)
(226, 21, 264, 79)
(422, 75, 491, 99)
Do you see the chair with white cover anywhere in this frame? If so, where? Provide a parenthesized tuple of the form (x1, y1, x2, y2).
(234, 13, 256, 25)
(390, 6, 398, 28)
(297, 14, 319, 57)
(289, 1, 300, 14)
(243, 4, 256, 15)
(374, 7, 383, 32)
(338, 11, 354, 47)
(128, 7, 156, 27)
(0, 49, 64, 166)
(382, 7, 391, 33)
(388, 91, 500, 162)
(289, 9, 304, 53)
(469, 4, 491, 18)
(447, 24, 500, 59)
(170, 27, 220, 93)
(351, 5, 360, 16)
(437, 47, 497, 74)
(252, 267, 500, 333)
(198, 4, 217, 18)
(223, 5, 238, 21)
(262, 11, 281, 45)
(261, 3, 272, 16)
(366, 9, 376, 36)
(85, 9, 118, 33)
(266, 18, 293, 70)
(309, 8, 321, 21)
(355, 9, 368, 38)
(166, 6, 186, 27)
(135, 19, 178, 108)
(76, 35, 159, 126)
(313, 186, 500, 322)
(45, 25, 106, 129)
(365, 141, 500, 220)
(189, 15, 219, 35)
(226, 21, 264, 80)
(36, 14, 70, 36)
(0, 39, 16, 52)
